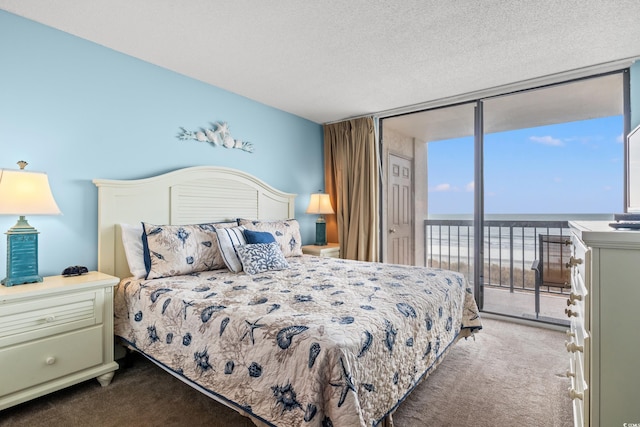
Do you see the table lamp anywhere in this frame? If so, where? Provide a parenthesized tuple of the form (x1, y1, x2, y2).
(305, 193, 334, 246)
(0, 161, 61, 286)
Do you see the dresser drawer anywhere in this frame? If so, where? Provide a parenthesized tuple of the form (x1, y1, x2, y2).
(568, 317, 590, 427)
(0, 325, 104, 396)
(570, 238, 590, 330)
(568, 356, 585, 427)
(568, 271, 589, 329)
(0, 290, 103, 347)
(573, 319, 589, 382)
(569, 347, 589, 427)
(572, 238, 589, 286)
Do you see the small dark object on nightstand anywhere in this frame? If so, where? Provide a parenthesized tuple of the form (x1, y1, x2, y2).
(62, 265, 89, 276)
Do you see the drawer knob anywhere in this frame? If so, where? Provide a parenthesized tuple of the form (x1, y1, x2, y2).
(566, 329, 576, 338)
(568, 292, 582, 303)
(565, 308, 578, 318)
(566, 256, 583, 268)
(565, 341, 584, 353)
(45, 356, 56, 365)
(569, 388, 583, 400)
(566, 370, 576, 378)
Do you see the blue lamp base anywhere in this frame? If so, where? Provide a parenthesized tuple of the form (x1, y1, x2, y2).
(314, 217, 327, 246)
(2, 216, 42, 287)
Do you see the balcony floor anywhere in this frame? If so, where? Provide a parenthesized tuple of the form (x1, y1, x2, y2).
(482, 286, 569, 325)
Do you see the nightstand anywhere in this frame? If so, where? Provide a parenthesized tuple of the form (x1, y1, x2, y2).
(302, 243, 340, 258)
(0, 271, 120, 410)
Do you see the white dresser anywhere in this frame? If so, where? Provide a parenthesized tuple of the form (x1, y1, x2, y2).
(567, 221, 640, 427)
(0, 271, 119, 410)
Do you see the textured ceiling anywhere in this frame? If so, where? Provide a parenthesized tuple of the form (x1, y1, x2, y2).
(1, 0, 640, 124)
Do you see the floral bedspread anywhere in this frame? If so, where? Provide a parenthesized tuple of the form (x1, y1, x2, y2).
(114, 256, 481, 427)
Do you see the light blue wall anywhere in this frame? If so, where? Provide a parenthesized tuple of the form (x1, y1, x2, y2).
(631, 61, 640, 129)
(0, 11, 324, 278)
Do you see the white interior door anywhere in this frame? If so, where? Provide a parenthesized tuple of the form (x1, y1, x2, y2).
(387, 153, 413, 265)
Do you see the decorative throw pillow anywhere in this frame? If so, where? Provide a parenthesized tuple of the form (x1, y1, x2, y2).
(237, 242, 290, 275)
(243, 229, 276, 244)
(120, 223, 147, 279)
(200, 221, 238, 269)
(142, 222, 220, 279)
(237, 218, 303, 257)
(214, 225, 247, 273)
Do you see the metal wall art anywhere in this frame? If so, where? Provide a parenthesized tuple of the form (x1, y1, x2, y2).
(177, 121, 254, 153)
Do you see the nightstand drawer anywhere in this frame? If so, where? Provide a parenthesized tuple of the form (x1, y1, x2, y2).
(0, 290, 102, 347)
(0, 325, 103, 396)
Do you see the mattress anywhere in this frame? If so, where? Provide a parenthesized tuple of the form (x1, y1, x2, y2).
(114, 255, 481, 426)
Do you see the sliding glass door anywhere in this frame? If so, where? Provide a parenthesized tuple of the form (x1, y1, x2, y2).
(424, 104, 476, 281)
(382, 70, 627, 325)
(382, 103, 478, 294)
(481, 74, 624, 323)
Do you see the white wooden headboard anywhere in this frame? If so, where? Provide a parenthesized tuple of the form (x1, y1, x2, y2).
(93, 166, 296, 279)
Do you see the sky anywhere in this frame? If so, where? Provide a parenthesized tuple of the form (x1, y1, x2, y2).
(427, 115, 624, 215)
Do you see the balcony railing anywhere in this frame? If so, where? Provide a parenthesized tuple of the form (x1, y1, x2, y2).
(424, 219, 571, 296)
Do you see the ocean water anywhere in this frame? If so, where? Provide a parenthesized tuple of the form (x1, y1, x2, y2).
(426, 213, 612, 267)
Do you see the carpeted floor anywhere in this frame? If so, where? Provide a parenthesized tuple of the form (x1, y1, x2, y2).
(0, 318, 573, 426)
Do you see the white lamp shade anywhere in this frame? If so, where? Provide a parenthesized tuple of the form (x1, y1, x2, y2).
(0, 169, 61, 215)
(306, 193, 334, 215)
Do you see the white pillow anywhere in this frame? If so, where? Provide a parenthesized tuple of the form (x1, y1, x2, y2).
(120, 223, 147, 279)
(214, 225, 247, 273)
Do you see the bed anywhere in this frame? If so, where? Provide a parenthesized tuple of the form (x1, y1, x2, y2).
(94, 166, 481, 427)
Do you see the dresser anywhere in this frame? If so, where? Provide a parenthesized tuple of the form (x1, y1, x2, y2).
(567, 221, 640, 427)
(0, 271, 119, 410)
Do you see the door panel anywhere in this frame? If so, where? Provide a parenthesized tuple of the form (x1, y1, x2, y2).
(388, 154, 413, 265)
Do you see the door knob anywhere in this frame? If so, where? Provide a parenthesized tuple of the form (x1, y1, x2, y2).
(389, 229, 396, 233)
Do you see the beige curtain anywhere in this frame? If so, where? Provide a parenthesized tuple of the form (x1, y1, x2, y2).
(324, 117, 379, 262)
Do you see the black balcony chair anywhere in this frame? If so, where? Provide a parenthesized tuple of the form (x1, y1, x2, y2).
(530, 234, 571, 318)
